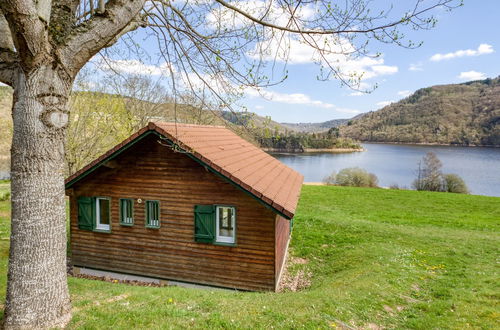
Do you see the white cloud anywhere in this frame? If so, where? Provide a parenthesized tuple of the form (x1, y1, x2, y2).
(248, 35, 398, 81)
(397, 90, 412, 97)
(349, 91, 365, 96)
(246, 88, 334, 108)
(222, 1, 393, 84)
(458, 70, 486, 80)
(246, 87, 361, 114)
(95, 57, 236, 96)
(371, 65, 398, 75)
(96, 57, 175, 76)
(255, 105, 264, 110)
(430, 43, 494, 62)
(409, 63, 423, 71)
(376, 100, 394, 107)
(207, 0, 315, 30)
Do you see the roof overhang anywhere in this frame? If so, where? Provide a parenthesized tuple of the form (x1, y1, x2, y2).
(65, 124, 296, 219)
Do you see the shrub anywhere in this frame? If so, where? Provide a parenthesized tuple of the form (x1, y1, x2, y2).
(326, 167, 378, 188)
(322, 172, 336, 185)
(412, 152, 469, 194)
(443, 174, 469, 194)
(413, 152, 443, 191)
(0, 191, 10, 201)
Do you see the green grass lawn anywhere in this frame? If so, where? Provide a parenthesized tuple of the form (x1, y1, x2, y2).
(0, 185, 499, 329)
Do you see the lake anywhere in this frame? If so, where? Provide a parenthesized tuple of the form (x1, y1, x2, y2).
(272, 143, 500, 197)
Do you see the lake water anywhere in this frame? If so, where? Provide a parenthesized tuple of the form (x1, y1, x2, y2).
(272, 143, 500, 197)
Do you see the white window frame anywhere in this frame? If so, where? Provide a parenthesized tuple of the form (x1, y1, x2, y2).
(95, 197, 111, 231)
(215, 206, 236, 244)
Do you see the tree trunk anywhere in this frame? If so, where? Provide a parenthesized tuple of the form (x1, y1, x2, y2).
(4, 65, 72, 329)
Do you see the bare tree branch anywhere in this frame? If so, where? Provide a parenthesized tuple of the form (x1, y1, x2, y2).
(0, 11, 15, 52)
(0, 0, 50, 70)
(0, 50, 18, 86)
(213, 0, 454, 35)
(0, 10, 18, 86)
(104, 14, 148, 48)
(61, 0, 146, 76)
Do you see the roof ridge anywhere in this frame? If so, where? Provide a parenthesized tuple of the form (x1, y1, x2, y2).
(152, 121, 226, 129)
(67, 122, 303, 219)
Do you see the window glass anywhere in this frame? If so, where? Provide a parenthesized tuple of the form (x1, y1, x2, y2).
(216, 206, 235, 243)
(96, 197, 111, 231)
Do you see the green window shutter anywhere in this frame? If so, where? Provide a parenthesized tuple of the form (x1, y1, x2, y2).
(194, 205, 215, 243)
(78, 196, 95, 230)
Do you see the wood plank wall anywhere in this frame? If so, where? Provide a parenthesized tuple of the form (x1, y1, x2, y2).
(274, 215, 290, 287)
(69, 134, 279, 291)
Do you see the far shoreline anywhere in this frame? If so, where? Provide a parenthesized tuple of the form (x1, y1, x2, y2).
(263, 147, 365, 154)
(360, 141, 500, 148)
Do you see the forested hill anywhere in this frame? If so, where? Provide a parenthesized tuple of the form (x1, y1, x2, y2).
(280, 118, 350, 133)
(340, 77, 500, 146)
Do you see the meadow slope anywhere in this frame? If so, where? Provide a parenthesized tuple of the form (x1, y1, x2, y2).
(0, 184, 498, 329)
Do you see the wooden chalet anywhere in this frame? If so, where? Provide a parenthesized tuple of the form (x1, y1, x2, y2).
(65, 122, 303, 291)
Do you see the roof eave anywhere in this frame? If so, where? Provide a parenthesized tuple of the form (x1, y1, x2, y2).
(64, 123, 296, 219)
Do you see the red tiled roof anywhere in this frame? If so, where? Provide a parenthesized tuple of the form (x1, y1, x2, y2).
(65, 122, 303, 218)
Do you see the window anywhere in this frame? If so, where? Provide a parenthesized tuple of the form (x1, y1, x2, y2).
(95, 197, 111, 231)
(146, 200, 160, 228)
(216, 206, 236, 244)
(120, 199, 134, 226)
(77, 196, 111, 232)
(194, 205, 236, 245)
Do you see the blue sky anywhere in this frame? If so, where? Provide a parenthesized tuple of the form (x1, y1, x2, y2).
(240, 0, 500, 123)
(91, 0, 500, 124)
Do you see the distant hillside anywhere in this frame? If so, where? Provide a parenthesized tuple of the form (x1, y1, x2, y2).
(219, 111, 289, 133)
(340, 77, 500, 146)
(0, 87, 360, 174)
(281, 118, 350, 133)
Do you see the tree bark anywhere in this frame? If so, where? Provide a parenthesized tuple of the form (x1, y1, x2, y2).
(4, 65, 72, 329)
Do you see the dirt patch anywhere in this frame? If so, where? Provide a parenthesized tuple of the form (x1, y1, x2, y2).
(292, 257, 308, 264)
(277, 256, 312, 292)
(362, 323, 384, 330)
(383, 305, 394, 314)
(0, 211, 10, 218)
(70, 272, 167, 287)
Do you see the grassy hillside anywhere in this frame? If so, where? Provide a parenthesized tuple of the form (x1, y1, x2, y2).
(340, 77, 500, 146)
(0, 87, 12, 174)
(0, 185, 498, 328)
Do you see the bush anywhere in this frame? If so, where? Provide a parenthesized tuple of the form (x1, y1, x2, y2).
(412, 152, 469, 194)
(412, 152, 443, 191)
(324, 167, 378, 188)
(0, 191, 10, 201)
(443, 174, 469, 194)
(322, 172, 336, 185)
